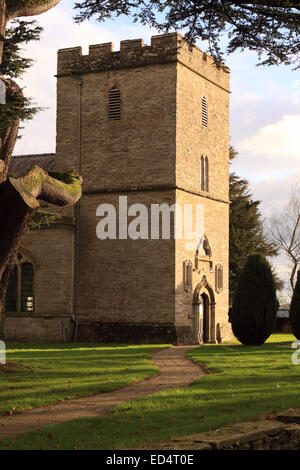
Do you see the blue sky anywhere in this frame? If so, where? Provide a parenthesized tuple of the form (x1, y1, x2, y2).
(12, 0, 300, 297)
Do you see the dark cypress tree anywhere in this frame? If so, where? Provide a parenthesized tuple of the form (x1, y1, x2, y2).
(290, 270, 300, 340)
(231, 254, 278, 346)
(229, 146, 280, 303)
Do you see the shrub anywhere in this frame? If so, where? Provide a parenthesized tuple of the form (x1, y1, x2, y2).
(231, 254, 277, 345)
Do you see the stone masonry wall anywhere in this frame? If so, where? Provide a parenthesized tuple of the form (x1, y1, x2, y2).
(175, 190, 232, 343)
(174, 37, 231, 342)
(4, 224, 75, 342)
(176, 58, 230, 202)
(54, 32, 231, 344)
(77, 191, 176, 325)
(56, 44, 177, 190)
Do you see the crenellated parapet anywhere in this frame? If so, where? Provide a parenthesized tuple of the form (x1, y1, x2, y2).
(57, 33, 230, 91)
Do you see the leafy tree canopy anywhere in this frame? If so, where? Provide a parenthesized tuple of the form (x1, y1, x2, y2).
(0, 20, 42, 138)
(1, 19, 42, 78)
(74, 0, 300, 67)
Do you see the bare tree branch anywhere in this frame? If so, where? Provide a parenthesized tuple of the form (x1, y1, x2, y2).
(270, 184, 300, 291)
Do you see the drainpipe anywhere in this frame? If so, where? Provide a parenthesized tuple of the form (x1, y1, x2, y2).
(73, 75, 82, 341)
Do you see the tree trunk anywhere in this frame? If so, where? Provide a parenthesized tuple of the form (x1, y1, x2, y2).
(0, 0, 5, 65)
(0, 0, 78, 341)
(0, 167, 82, 338)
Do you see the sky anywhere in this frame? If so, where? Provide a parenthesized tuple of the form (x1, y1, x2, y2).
(11, 0, 300, 299)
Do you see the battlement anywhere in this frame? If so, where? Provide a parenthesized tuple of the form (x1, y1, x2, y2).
(57, 33, 230, 90)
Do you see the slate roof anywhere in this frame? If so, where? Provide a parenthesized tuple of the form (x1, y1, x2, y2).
(8, 153, 56, 177)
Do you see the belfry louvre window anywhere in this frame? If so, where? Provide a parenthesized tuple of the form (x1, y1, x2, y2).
(108, 87, 121, 120)
(5, 255, 34, 313)
(201, 96, 208, 127)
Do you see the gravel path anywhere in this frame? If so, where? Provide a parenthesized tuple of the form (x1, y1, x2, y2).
(0, 346, 206, 440)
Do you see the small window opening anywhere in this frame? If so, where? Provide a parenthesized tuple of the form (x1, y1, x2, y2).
(200, 155, 209, 191)
(201, 96, 208, 127)
(184, 260, 193, 292)
(215, 264, 223, 294)
(109, 87, 121, 120)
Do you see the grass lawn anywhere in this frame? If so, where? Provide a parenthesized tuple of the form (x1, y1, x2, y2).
(0, 333, 299, 450)
(0, 342, 169, 416)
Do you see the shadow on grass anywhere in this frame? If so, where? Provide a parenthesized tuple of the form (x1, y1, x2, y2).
(1, 334, 299, 450)
(0, 342, 170, 416)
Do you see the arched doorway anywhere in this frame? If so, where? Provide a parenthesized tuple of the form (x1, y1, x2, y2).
(193, 276, 216, 344)
(201, 293, 209, 343)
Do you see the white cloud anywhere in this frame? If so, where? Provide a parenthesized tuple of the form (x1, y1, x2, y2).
(249, 172, 300, 218)
(238, 115, 300, 160)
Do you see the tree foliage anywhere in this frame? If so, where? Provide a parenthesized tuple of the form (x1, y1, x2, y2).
(229, 146, 279, 300)
(231, 253, 278, 346)
(0, 0, 82, 339)
(289, 270, 300, 339)
(1, 20, 42, 78)
(74, 0, 300, 67)
(0, 20, 42, 134)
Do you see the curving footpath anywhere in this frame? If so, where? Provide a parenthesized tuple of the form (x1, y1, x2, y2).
(0, 346, 206, 440)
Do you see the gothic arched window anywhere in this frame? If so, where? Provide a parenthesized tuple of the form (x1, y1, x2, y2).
(108, 86, 121, 120)
(215, 263, 223, 294)
(205, 156, 209, 192)
(200, 155, 205, 191)
(200, 155, 209, 192)
(5, 254, 34, 313)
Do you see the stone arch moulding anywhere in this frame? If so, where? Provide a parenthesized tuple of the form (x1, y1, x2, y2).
(17, 244, 38, 267)
(193, 275, 215, 305)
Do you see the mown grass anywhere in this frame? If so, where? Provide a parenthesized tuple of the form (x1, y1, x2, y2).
(0, 333, 299, 450)
(0, 342, 169, 416)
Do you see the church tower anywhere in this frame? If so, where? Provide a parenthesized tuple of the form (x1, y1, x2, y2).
(55, 33, 232, 344)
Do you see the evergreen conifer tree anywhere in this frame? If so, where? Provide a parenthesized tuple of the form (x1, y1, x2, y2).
(229, 146, 279, 301)
(231, 254, 278, 345)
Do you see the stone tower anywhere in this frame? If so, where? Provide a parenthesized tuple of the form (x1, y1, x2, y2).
(55, 32, 232, 344)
